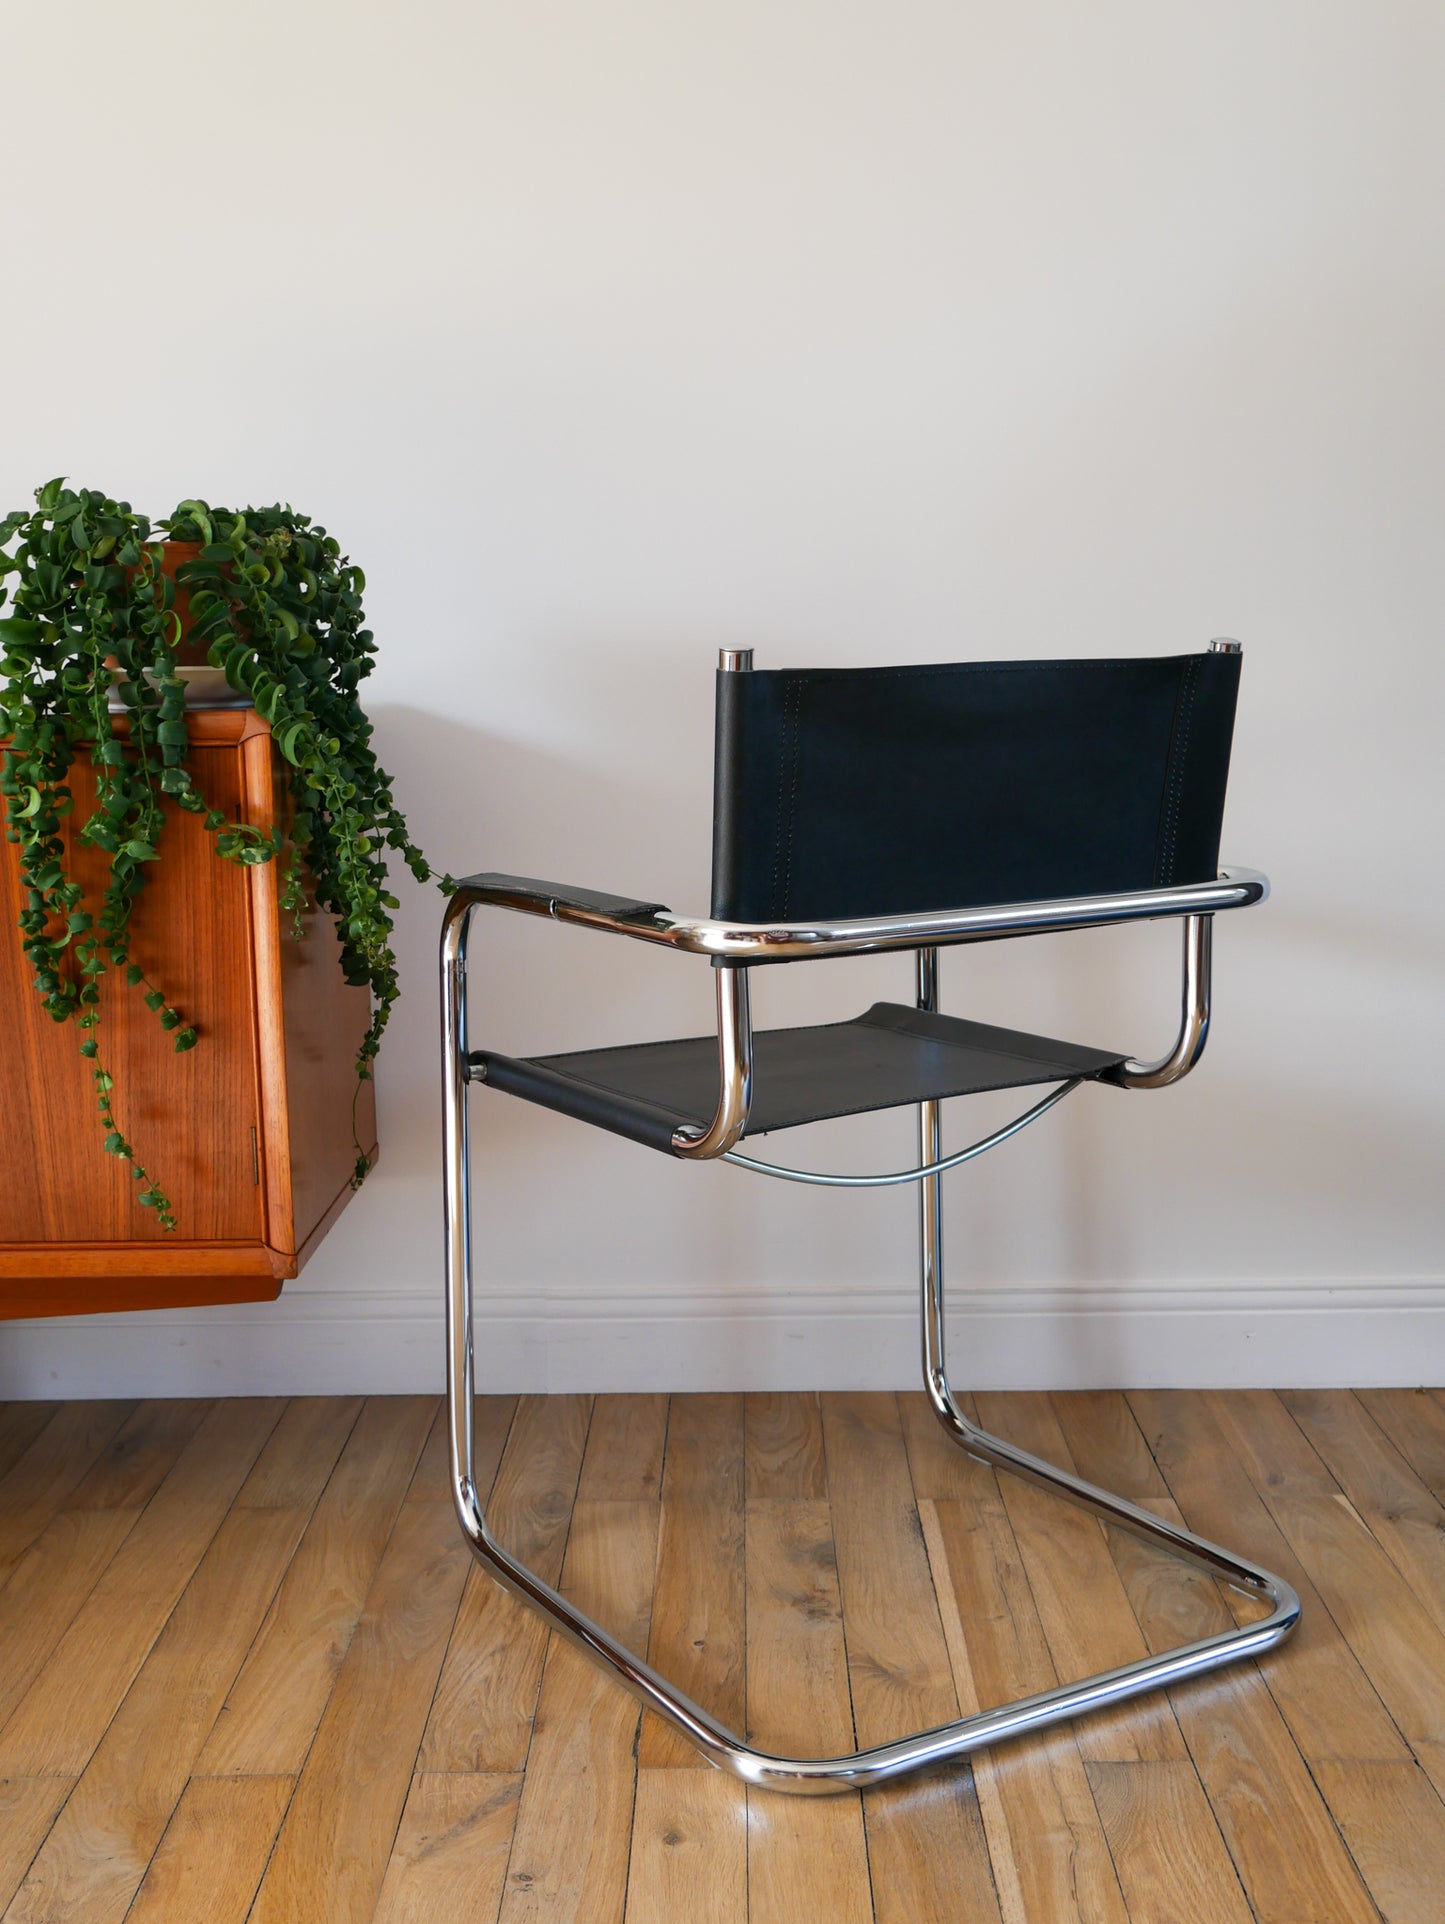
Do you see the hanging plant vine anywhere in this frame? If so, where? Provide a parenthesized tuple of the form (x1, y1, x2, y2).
(0, 479, 452, 1228)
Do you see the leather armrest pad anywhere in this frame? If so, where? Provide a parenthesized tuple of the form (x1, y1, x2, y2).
(458, 872, 669, 920)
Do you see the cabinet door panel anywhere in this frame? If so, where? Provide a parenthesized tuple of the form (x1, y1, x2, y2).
(0, 741, 264, 1245)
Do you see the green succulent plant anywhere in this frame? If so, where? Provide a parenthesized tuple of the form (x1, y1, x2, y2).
(0, 478, 451, 1228)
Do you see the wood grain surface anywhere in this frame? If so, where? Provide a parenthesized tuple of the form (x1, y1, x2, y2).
(0, 1386, 1440, 1922)
(1, 707, 375, 1314)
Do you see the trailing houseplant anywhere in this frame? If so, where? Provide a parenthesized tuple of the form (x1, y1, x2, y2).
(0, 479, 451, 1228)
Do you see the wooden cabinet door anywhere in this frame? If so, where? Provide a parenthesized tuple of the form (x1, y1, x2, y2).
(0, 730, 265, 1246)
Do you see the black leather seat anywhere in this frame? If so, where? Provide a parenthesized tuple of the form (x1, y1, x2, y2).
(477, 1002, 1126, 1153)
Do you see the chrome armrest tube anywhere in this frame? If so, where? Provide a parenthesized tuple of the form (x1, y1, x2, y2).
(1116, 913, 1213, 1090)
(455, 868, 1267, 963)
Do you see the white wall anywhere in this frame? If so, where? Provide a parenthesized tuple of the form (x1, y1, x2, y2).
(3, 0, 1442, 1396)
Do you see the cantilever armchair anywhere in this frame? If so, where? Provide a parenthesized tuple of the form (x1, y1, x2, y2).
(439, 641, 1299, 1795)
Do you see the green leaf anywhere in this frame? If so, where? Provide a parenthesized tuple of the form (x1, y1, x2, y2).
(159, 1007, 180, 1030)
(126, 964, 144, 985)
(123, 839, 157, 861)
(173, 1027, 197, 1052)
(143, 989, 164, 1011)
(103, 1131, 125, 1156)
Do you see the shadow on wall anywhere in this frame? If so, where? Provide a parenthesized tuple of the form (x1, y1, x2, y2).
(350, 699, 778, 1289)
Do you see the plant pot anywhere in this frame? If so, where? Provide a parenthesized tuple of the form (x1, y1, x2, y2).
(133, 538, 210, 664)
(115, 539, 249, 708)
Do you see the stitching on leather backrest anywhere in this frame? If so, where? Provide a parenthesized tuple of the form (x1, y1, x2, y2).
(1156, 657, 1198, 886)
(778, 677, 805, 917)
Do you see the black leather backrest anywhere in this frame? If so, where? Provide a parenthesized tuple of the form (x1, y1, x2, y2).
(709, 652, 1240, 921)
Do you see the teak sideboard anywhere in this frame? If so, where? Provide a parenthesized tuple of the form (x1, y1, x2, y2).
(0, 708, 376, 1318)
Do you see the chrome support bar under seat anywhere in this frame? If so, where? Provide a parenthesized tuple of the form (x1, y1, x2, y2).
(441, 899, 1300, 1795)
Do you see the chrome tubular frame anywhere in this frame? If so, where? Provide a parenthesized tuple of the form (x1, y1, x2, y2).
(1117, 913, 1213, 1090)
(474, 865, 1268, 964)
(671, 965, 753, 1158)
(441, 884, 1299, 1796)
(721, 1077, 1083, 1187)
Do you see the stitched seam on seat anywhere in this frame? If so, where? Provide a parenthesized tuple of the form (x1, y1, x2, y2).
(1156, 657, 1198, 886)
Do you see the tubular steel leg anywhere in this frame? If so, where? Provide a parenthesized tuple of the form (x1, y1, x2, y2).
(442, 905, 1300, 1795)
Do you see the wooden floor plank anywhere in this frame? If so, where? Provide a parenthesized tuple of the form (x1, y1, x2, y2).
(0, 1405, 61, 1487)
(249, 1500, 472, 1924)
(919, 1489, 1129, 1924)
(421, 1394, 592, 1772)
(744, 1497, 871, 1924)
(863, 1775, 1003, 1924)
(63, 1399, 209, 1511)
(820, 1393, 957, 1745)
(1055, 1390, 1381, 1924)
(576, 1394, 669, 1502)
(198, 1394, 436, 1776)
(746, 1792, 871, 1924)
(0, 1401, 212, 1737)
(373, 1774, 521, 1924)
(497, 1500, 660, 1924)
(920, 1387, 1140, 1916)
(1281, 1388, 1445, 1639)
(0, 1402, 134, 1577)
(3, 1398, 351, 1924)
(639, 1395, 745, 1769)
(1207, 1389, 1445, 1798)
(624, 1770, 747, 1924)
(5, 1512, 305, 1922)
(822, 1393, 1003, 1924)
(123, 1775, 293, 1924)
(0, 1781, 73, 1917)
(1086, 1761, 1255, 1922)
(0, 1511, 140, 1735)
(745, 1392, 826, 1501)
(0, 1399, 284, 1777)
(972, 1392, 1186, 1766)
(232, 1394, 362, 1510)
(1312, 1760, 1445, 1924)
(1355, 1388, 1445, 1503)
(1129, 1387, 1415, 1765)
(745, 1499, 854, 1754)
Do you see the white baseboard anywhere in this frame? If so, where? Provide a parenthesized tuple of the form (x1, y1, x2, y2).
(0, 1276, 1439, 1399)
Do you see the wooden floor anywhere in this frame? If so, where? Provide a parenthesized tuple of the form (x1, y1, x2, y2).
(0, 1390, 1443, 1921)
